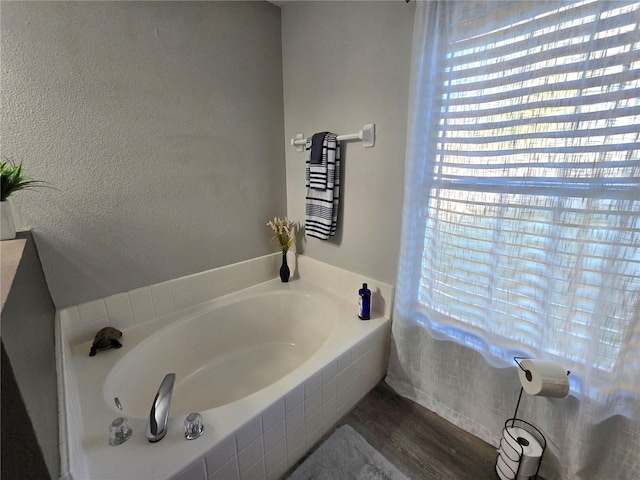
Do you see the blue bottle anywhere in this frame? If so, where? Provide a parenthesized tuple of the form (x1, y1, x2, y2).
(358, 283, 371, 320)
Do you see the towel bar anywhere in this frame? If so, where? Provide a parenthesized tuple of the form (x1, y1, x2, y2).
(290, 124, 375, 152)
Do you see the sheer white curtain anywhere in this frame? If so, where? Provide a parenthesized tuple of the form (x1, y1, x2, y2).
(386, 1, 640, 478)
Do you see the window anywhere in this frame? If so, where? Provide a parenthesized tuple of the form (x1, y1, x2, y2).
(406, 0, 639, 383)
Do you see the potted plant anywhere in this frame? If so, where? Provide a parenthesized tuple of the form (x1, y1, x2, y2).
(267, 217, 297, 282)
(1, 156, 47, 240)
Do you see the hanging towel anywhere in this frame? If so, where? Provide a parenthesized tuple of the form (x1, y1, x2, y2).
(305, 133, 340, 240)
(310, 132, 328, 164)
(307, 131, 330, 190)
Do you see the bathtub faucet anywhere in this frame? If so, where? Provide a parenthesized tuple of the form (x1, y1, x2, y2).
(145, 373, 176, 442)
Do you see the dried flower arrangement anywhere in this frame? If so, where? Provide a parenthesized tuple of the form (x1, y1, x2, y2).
(267, 217, 296, 253)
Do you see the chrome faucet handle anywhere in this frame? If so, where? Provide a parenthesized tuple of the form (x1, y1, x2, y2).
(184, 412, 204, 440)
(108, 417, 132, 446)
(145, 373, 176, 443)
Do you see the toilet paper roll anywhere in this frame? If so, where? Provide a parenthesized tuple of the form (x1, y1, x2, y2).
(497, 426, 543, 478)
(517, 358, 569, 398)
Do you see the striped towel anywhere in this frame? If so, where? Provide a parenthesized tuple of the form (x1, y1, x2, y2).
(305, 133, 340, 240)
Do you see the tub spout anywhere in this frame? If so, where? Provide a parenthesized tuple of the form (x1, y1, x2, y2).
(145, 373, 175, 443)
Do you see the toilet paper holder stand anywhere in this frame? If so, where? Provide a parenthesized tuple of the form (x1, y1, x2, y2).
(495, 357, 569, 480)
(497, 418, 546, 480)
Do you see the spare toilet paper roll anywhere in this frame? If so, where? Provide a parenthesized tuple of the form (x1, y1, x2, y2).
(517, 358, 569, 398)
(497, 426, 543, 479)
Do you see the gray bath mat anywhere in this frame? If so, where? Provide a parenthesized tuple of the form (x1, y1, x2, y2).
(287, 424, 409, 480)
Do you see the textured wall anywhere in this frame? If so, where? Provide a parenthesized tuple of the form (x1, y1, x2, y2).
(281, 1, 415, 286)
(1, 1, 286, 308)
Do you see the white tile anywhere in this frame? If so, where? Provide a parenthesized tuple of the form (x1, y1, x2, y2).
(188, 271, 210, 293)
(233, 261, 250, 280)
(107, 310, 134, 331)
(348, 375, 360, 402)
(365, 363, 383, 387)
(236, 417, 262, 451)
(261, 400, 284, 432)
(285, 405, 304, 436)
(151, 282, 174, 317)
(205, 435, 237, 472)
(264, 438, 286, 476)
(263, 419, 285, 454)
(209, 456, 239, 480)
(174, 460, 206, 480)
(336, 368, 352, 393)
(104, 292, 131, 316)
(128, 286, 153, 310)
(201, 268, 225, 287)
(132, 305, 155, 325)
(58, 306, 80, 329)
(304, 372, 321, 399)
(262, 255, 277, 276)
(238, 436, 263, 475)
(337, 383, 352, 408)
(286, 423, 305, 454)
(352, 338, 370, 361)
(194, 284, 216, 304)
(304, 389, 322, 418)
(336, 351, 351, 374)
(363, 350, 381, 374)
(227, 276, 253, 294)
(240, 457, 265, 480)
(58, 412, 67, 444)
(171, 277, 193, 312)
(321, 395, 336, 423)
(68, 320, 109, 346)
(321, 361, 337, 386)
(192, 287, 213, 305)
(350, 354, 364, 378)
(305, 426, 323, 451)
(77, 299, 107, 324)
(266, 458, 286, 480)
(248, 258, 265, 277)
(354, 379, 369, 402)
(217, 264, 237, 283)
(322, 378, 336, 403)
(284, 385, 303, 414)
(322, 415, 337, 433)
(304, 407, 322, 435)
(287, 441, 307, 469)
(371, 325, 388, 345)
(211, 282, 232, 300)
(59, 441, 69, 476)
(336, 393, 353, 419)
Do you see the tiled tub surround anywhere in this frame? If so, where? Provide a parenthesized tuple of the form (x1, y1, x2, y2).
(56, 255, 393, 480)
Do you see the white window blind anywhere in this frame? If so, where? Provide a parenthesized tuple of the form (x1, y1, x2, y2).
(408, 0, 640, 384)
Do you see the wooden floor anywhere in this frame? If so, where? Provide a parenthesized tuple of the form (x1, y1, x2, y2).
(287, 381, 499, 480)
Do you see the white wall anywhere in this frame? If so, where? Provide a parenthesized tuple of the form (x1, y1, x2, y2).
(1, 233, 58, 479)
(281, 1, 415, 286)
(1, 1, 286, 308)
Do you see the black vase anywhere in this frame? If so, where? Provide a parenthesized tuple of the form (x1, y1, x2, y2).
(280, 252, 290, 282)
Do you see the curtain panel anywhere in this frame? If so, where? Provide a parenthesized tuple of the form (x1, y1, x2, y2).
(387, 1, 640, 478)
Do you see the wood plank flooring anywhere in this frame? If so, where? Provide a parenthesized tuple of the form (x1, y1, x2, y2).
(286, 381, 499, 480)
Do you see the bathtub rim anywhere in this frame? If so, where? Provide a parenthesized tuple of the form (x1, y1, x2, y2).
(57, 277, 392, 480)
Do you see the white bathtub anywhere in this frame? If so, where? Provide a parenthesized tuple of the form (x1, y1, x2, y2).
(58, 274, 391, 480)
(105, 290, 338, 418)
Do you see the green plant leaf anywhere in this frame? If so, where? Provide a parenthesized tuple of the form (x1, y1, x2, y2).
(0, 156, 50, 201)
